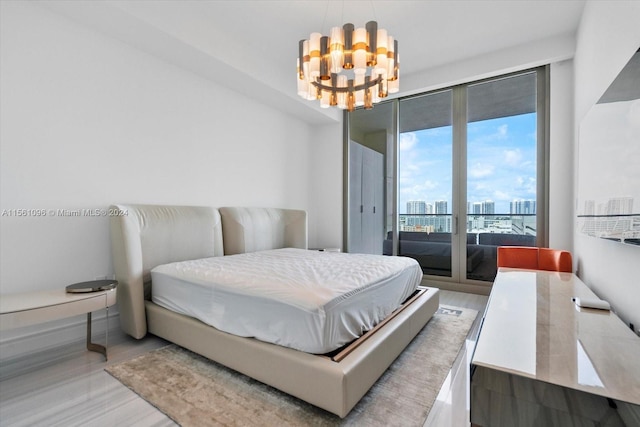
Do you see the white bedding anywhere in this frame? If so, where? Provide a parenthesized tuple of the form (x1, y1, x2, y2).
(151, 248, 422, 353)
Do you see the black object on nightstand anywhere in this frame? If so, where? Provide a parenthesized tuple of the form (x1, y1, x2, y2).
(66, 279, 118, 293)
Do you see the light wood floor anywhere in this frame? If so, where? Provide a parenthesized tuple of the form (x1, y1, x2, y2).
(0, 290, 488, 427)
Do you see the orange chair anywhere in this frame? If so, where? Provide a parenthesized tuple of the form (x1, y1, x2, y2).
(497, 246, 573, 273)
(497, 246, 539, 270)
(538, 248, 573, 273)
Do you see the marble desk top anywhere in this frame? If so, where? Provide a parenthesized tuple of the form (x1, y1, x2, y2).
(472, 268, 640, 405)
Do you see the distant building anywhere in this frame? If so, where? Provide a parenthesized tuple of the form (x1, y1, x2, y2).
(426, 203, 434, 215)
(407, 200, 426, 214)
(510, 199, 536, 215)
(435, 200, 448, 214)
(606, 197, 633, 215)
(402, 200, 451, 232)
(406, 201, 426, 228)
(483, 200, 495, 214)
(580, 197, 636, 240)
(584, 200, 595, 215)
(469, 200, 495, 215)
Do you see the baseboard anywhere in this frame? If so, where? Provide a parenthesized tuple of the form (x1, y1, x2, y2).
(0, 308, 120, 362)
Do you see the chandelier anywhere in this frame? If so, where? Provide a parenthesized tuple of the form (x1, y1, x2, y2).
(297, 21, 399, 111)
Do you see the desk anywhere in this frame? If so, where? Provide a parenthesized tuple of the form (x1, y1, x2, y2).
(471, 268, 640, 426)
(0, 288, 117, 360)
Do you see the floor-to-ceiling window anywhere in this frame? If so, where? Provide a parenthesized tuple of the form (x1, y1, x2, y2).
(397, 90, 454, 278)
(464, 71, 545, 282)
(346, 67, 548, 290)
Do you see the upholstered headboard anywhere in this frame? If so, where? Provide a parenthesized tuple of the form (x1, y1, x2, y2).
(219, 207, 308, 255)
(109, 204, 308, 339)
(110, 204, 224, 338)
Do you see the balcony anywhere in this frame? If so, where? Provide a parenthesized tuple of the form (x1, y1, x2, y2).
(386, 214, 537, 282)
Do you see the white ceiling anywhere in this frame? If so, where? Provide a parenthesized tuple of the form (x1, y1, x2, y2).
(38, 0, 586, 124)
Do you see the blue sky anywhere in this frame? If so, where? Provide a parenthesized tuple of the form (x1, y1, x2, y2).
(399, 113, 537, 214)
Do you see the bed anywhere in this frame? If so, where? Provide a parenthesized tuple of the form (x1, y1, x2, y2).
(109, 204, 440, 418)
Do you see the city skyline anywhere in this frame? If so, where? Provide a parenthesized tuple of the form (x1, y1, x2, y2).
(406, 200, 449, 215)
(577, 196, 640, 243)
(406, 198, 536, 215)
(399, 113, 537, 214)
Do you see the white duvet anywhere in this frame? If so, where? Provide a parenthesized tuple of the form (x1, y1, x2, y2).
(151, 248, 422, 353)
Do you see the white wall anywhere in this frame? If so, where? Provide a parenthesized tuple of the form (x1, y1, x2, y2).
(308, 123, 343, 250)
(573, 0, 640, 333)
(401, 33, 576, 99)
(548, 60, 575, 252)
(0, 1, 312, 296)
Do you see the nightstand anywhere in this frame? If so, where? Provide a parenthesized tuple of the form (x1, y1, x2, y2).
(0, 280, 117, 361)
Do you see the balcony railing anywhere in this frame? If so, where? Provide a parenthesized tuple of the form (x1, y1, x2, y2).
(392, 214, 537, 282)
(399, 213, 537, 236)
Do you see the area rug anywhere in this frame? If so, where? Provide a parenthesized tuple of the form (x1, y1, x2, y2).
(106, 305, 477, 427)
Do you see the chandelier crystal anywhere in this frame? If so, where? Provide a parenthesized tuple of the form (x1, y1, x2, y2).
(297, 21, 399, 111)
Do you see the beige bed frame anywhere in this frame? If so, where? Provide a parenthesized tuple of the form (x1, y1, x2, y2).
(109, 204, 439, 418)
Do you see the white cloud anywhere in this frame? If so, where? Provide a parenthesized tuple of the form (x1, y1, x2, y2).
(468, 163, 494, 178)
(421, 180, 438, 190)
(520, 160, 535, 168)
(493, 190, 510, 201)
(504, 149, 522, 167)
(399, 180, 438, 199)
(468, 123, 509, 145)
(524, 177, 537, 195)
(399, 132, 418, 151)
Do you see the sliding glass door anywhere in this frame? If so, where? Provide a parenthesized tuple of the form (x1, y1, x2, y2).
(465, 71, 543, 281)
(398, 90, 455, 278)
(346, 67, 547, 288)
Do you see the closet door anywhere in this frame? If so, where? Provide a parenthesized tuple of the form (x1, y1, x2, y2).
(349, 140, 364, 253)
(349, 140, 384, 254)
(362, 147, 384, 254)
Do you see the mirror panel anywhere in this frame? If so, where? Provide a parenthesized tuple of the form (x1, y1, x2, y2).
(577, 50, 640, 246)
